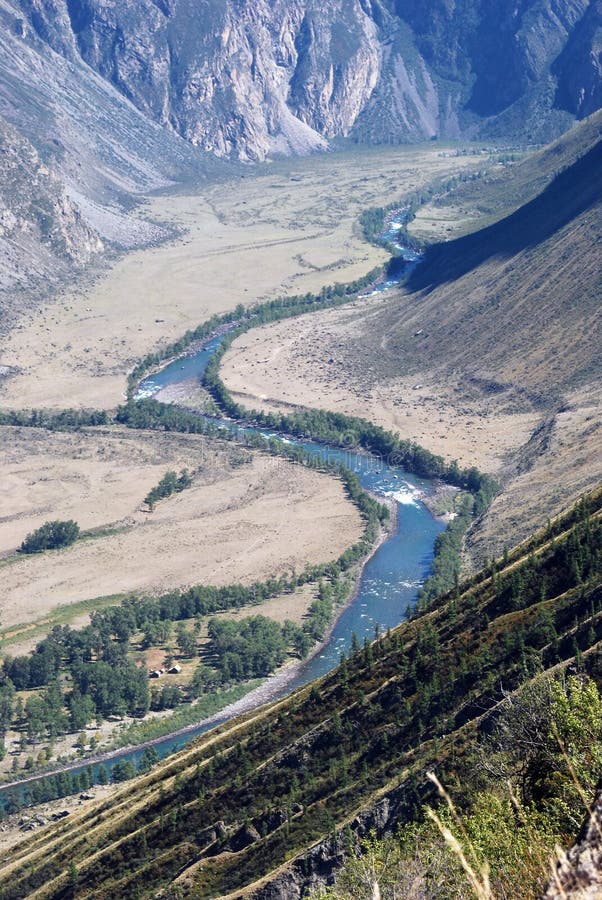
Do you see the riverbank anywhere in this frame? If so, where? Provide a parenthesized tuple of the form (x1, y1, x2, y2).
(0, 427, 362, 635)
(0, 504, 395, 823)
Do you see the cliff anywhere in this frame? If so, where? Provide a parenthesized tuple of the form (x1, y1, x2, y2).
(15, 0, 602, 161)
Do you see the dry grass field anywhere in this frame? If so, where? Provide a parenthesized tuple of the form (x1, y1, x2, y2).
(0, 143, 488, 648)
(220, 297, 541, 473)
(220, 130, 602, 567)
(0, 145, 484, 411)
(0, 426, 361, 633)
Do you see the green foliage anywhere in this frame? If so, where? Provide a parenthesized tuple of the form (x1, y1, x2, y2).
(111, 759, 137, 782)
(207, 616, 288, 681)
(315, 677, 602, 900)
(144, 469, 192, 511)
(2, 490, 601, 898)
(0, 408, 108, 429)
(19, 519, 80, 554)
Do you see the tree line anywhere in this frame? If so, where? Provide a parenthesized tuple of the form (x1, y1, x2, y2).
(19, 520, 80, 554)
(144, 469, 192, 511)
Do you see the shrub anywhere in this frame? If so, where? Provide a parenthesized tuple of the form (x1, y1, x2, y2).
(19, 519, 80, 553)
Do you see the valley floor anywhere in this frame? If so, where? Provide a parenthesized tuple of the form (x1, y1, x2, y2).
(0, 141, 599, 854)
(0, 426, 360, 638)
(0, 146, 482, 411)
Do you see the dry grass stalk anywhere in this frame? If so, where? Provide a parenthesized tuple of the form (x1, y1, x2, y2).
(426, 771, 492, 900)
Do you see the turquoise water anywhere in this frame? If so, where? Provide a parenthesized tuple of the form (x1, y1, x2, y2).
(1, 268, 443, 807)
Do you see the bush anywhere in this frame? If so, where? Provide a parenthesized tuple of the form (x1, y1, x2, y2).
(19, 520, 80, 554)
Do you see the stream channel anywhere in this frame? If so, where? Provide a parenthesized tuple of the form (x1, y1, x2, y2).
(1, 216, 443, 808)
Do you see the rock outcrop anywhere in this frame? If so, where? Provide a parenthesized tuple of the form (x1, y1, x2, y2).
(1, 0, 600, 310)
(0, 115, 102, 326)
(545, 790, 602, 898)
(15, 0, 602, 161)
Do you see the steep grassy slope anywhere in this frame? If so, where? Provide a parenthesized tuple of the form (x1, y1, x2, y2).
(411, 109, 602, 239)
(1, 487, 600, 899)
(395, 127, 602, 396)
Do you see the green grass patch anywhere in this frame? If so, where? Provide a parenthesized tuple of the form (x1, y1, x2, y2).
(0, 592, 129, 650)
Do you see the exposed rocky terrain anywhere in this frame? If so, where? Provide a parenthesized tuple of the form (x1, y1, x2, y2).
(12, 0, 602, 164)
(1, 0, 600, 316)
(546, 791, 602, 898)
(0, 115, 102, 326)
(0, 0, 223, 316)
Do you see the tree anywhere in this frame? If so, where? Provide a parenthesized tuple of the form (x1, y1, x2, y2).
(485, 674, 602, 832)
(0, 680, 15, 737)
(25, 697, 47, 744)
(69, 691, 96, 732)
(176, 623, 197, 658)
(138, 746, 159, 773)
(111, 759, 136, 782)
(19, 520, 80, 554)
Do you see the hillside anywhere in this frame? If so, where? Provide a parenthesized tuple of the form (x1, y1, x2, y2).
(0, 0, 223, 313)
(0, 116, 103, 330)
(1, 0, 599, 314)
(12, 0, 602, 162)
(409, 108, 602, 239)
(218, 115, 602, 567)
(0, 488, 600, 898)
(399, 131, 601, 395)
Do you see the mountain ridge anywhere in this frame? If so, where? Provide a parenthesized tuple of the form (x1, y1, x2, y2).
(14, 0, 602, 162)
(1, 487, 599, 898)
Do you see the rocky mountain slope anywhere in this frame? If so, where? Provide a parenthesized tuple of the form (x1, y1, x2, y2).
(1, 0, 599, 315)
(14, 0, 602, 162)
(0, 115, 102, 319)
(0, 0, 226, 321)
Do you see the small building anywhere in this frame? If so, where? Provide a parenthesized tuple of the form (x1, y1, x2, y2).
(168, 664, 182, 674)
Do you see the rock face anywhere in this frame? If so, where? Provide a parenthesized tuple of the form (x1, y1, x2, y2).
(15, 0, 602, 161)
(0, 0, 217, 312)
(1, 0, 600, 310)
(0, 115, 103, 325)
(545, 791, 602, 898)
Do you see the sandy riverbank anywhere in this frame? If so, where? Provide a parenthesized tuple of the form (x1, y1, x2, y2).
(219, 299, 539, 475)
(218, 286, 602, 569)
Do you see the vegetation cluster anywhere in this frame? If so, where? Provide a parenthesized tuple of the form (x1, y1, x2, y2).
(0, 443, 386, 777)
(1, 489, 599, 898)
(144, 469, 192, 511)
(19, 520, 80, 555)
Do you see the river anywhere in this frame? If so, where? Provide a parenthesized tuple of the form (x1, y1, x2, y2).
(0, 222, 442, 809)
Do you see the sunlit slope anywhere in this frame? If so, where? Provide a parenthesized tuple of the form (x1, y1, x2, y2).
(386, 134, 602, 401)
(416, 109, 602, 235)
(1, 488, 600, 899)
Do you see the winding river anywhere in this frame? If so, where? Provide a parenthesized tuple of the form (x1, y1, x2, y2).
(0, 220, 443, 808)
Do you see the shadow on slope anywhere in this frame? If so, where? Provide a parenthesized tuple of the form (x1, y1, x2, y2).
(408, 138, 602, 292)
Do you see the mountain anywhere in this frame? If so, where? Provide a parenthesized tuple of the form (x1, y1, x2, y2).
(13, 0, 602, 163)
(0, 115, 102, 325)
(403, 123, 602, 400)
(1, 0, 599, 315)
(404, 118, 602, 564)
(0, 0, 230, 323)
(2, 488, 600, 898)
